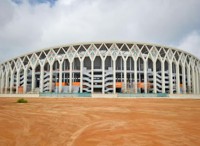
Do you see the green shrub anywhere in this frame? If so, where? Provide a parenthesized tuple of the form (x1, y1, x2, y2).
(17, 98, 28, 103)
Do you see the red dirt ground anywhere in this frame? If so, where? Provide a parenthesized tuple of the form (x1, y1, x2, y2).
(0, 98, 200, 146)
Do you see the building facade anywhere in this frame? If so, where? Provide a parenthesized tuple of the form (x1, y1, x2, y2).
(0, 42, 200, 94)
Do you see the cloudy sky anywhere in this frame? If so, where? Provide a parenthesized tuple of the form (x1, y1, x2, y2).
(0, 0, 200, 62)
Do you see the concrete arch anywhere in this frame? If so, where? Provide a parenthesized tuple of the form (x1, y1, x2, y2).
(0, 42, 199, 95)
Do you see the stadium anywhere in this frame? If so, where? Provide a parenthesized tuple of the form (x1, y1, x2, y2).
(0, 42, 200, 95)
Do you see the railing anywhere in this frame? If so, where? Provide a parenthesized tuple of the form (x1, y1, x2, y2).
(118, 93, 169, 97)
(39, 92, 92, 97)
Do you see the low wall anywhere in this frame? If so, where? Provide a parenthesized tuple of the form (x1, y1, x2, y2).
(92, 93, 118, 98)
(0, 94, 39, 98)
(169, 94, 200, 99)
(0, 93, 200, 99)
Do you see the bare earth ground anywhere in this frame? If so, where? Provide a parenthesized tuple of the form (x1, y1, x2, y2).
(0, 98, 200, 146)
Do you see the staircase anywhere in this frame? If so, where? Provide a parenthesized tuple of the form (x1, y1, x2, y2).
(148, 70, 176, 93)
(82, 68, 91, 92)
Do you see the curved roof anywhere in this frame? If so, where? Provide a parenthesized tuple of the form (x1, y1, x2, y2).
(1, 41, 200, 66)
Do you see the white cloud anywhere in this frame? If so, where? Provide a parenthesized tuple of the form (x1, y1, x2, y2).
(177, 31, 200, 58)
(0, 0, 200, 63)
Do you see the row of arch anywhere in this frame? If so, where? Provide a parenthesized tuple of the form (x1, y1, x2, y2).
(0, 42, 200, 95)
(0, 54, 200, 94)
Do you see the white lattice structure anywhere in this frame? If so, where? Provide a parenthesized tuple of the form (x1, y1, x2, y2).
(0, 42, 200, 95)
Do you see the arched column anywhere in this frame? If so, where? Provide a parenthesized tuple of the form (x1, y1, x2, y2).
(134, 58, 137, 93)
(144, 60, 147, 93)
(176, 62, 180, 94)
(5, 71, 9, 94)
(59, 61, 63, 93)
(31, 68, 36, 92)
(69, 62, 72, 93)
(16, 70, 20, 93)
(181, 65, 186, 94)
(187, 65, 191, 94)
(161, 61, 165, 93)
(168, 61, 173, 94)
(153, 60, 157, 93)
(147, 58, 153, 93)
(0, 72, 4, 93)
(40, 65, 44, 93)
(52, 61, 58, 93)
(91, 60, 94, 93)
(113, 59, 116, 94)
(192, 67, 195, 94)
(23, 68, 27, 93)
(195, 68, 199, 94)
(196, 68, 199, 94)
(123, 58, 127, 93)
(199, 69, 200, 94)
(10, 71, 14, 93)
(102, 58, 105, 94)
(80, 59, 83, 93)
(49, 64, 53, 92)
(0, 73, 1, 94)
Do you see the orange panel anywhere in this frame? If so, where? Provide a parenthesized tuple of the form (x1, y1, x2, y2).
(116, 82, 122, 88)
(62, 82, 66, 86)
(18, 86, 23, 93)
(55, 82, 67, 86)
(137, 82, 144, 88)
(72, 82, 80, 86)
(137, 82, 151, 89)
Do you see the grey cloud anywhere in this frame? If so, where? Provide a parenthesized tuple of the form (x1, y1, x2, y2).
(0, 1, 15, 26)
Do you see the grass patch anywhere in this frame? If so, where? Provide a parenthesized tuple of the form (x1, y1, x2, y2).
(17, 98, 28, 103)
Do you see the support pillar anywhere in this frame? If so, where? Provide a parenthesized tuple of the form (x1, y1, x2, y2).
(161, 61, 165, 93)
(5, 72, 9, 94)
(124, 58, 127, 93)
(31, 68, 35, 92)
(144, 60, 147, 93)
(194, 68, 197, 94)
(59, 62, 63, 93)
(0, 73, 1, 94)
(176, 63, 180, 94)
(169, 62, 173, 94)
(40, 66, 44, 93)
(16, 71, 20, 94)
(23, 69, 27, 93)
(195, 68, 198, 94)
(198, 69, 200, 94)
(187, 66, 191, 94)
(102, 59, 105, 94)
(49, 65, 53, 92)
(182, 65, 186, 94)
(10, 71, 14, 94)
(134, 59, 138, 93)
(153, 61, 157, 93)
(192, 67, 195, 94)
(113, 59, 116, 94)
(1, 73, 4, 93)
(80, 60, 83, 93)
(199, 70, 200, 94)
(69, 62, 72, 93)
(196, 68, 199, 94)
(91, 61, 94, 93)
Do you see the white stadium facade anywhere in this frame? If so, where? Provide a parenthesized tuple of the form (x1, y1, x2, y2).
(0, 42, 200, 95)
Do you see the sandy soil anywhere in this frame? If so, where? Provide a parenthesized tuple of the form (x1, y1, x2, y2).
(0, 98, 200, 146)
